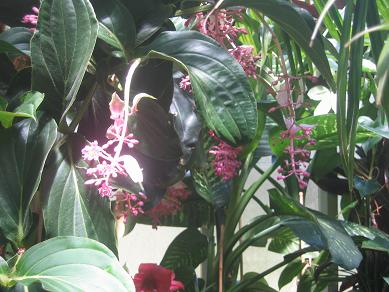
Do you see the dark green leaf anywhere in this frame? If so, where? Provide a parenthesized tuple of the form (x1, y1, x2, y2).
(0, 115, 57, 244)
(91, 0, 136, 59)
(377, 37, 389, 120)
(222, 0, 335, 90)
(0, 28, 32, 56)
(31, 0, 98, 120)
(269, 190, 363, 270)
(278, 260, 305, 290)
(140, 31, 257, 144)
(12, 236, 133, 291)
(42, 136, 117, 254)
(354, 176, 381, 198)
(161, 228, 207, 289)
(0, 91, 44, 128)
(135, 4, 173, 46)
(240, 273, 277, 292)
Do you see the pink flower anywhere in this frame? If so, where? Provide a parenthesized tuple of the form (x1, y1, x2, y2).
(179, 75, 192, 93)
(98, 182, 113, 197)
(229, 46, 259, 78)
(194, 10, 247, 46)
(146, 182, 190, 228)
(82, 91, 143, 199)
(22, 7, 39, 29)
(208, 131, 241, 181)
(133, 263, 184, 292)
(81, 141, 102, 161)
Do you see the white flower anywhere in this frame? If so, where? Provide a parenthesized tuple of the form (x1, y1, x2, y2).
(307, 86, 337, 115)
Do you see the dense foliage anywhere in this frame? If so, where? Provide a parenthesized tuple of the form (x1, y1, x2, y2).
(0, 0, 389, 291)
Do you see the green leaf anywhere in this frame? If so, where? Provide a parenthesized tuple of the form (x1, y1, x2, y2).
(161, 228, 207, 289)
(0, 91, 44, 128)
(222, 0, 335, 90)
(31, 0, 98, 121)
(354, 176, 381, 198)
(0, 115, 57, 244)
(269, 190, 363, 270)
(135, 4, 173, 47)
(240, 273, 277, 292)
(97, 22, 124, 52)
(0, 256, 9, 275)
(91, 0, 136, 59)
(384, 277, 389, 285)
(278, 260, 305, 290)
(0, 27, 32, 56)
(359, 116, 389, 139)
(42, 136, 117, 254)
(11, 236, 133, 291)
(140, 31, 257, 144)
(268, 227, 300, 254)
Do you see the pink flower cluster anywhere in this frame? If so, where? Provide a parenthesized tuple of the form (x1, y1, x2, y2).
(114, 191, 146, 222)
(276, 121, 316, 189)
(209, 131, 241, 181)
(180, 8, 259, 92)
(146, 182, 191, 228)
(22, 7, 39, 29)
(81, 92, 143, 197)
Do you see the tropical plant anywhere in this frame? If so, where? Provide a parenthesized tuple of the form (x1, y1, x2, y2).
(0, 0, 389, 292)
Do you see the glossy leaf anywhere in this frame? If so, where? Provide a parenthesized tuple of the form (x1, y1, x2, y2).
(0, 115, 57, 244)
(222, 0, 335, 90)
(0, 256, 9, 275)
(0, 91, 44, 128)
(161, 228, 207, 289)
(278, 260, 305, 290)
(42, 136, 117, 254)
(11, 237, 133, 291)
(358, 116, 389, 139)
(269, 190, 363, 270)
(140, 31, 257, 144)
(240, 273, 277, 292)
(0, 28, 32, 56)
(268, 227, 300, 254)
(31, 0, 98, 120)
(91, 0, 136, 59)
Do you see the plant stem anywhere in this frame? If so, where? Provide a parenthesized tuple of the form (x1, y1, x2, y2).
(218, 224, 225, 292)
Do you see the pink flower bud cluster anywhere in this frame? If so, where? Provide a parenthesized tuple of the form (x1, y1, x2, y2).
(21, 7, 39, 29)
(180, 8, 260, 91)
(114, 191, 146, 222)
(81, 93, 142, 198)
(276, 120, 316, 190)
(146, 182, 191, 228)
(209, 131, 241, 181)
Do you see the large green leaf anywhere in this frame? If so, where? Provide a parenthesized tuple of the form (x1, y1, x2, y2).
(0, 28, 32, 56)
(0, 91, 44, 128)
(0, 115, 57, 244)
(161, 228, 208, 290)
(10, 237, 133, 291)
(222, 0, 335, 90)
(42, 136, 117, 254)
(91, 0, 136, 59)
(278, 260, 305, 290)
(31, 0, 98, 120)
(269, 190, 363, 270)
(140, 31, 257, 144)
